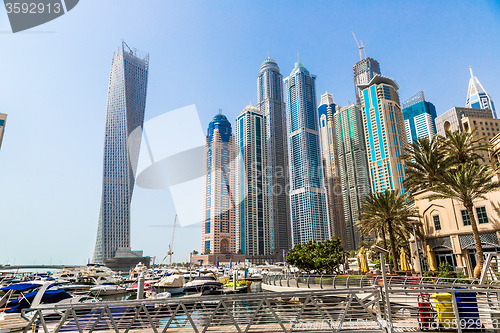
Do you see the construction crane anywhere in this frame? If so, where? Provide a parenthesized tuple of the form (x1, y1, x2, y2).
(351, 31, 367, 61)
(160, 214, 177, 267)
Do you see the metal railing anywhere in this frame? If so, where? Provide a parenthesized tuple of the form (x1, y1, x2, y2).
(262, 274, 493, 289)
(19, 285, 500, 333)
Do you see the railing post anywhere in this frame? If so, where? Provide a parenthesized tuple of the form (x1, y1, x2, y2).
(307, 274, 310, 288)
(287, 274, 290, 287)
(346, 275, 350, 288)
(360, 275, 364, 288)
(451, 291, 463, 333)
(296, 275, 299, 288)
(279, 275, 282, 287)
(333, 276, 336, 289)
(320, 275, 323, 289)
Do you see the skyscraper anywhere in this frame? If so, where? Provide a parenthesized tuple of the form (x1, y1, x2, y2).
(318, 93, 346, 246)
(235, 105, 271, 256)
(0, 113, 6, 150)
(257, 57, 291, 259)
(359, 75, 407, 193)
(402, 91, 437, 144)
(466, 67, 496, 118)
(284, 62, 329, 246)
(334, 104, 371, 251)
(202, 113, 236, 255)
(353, 57, 381, 105)
(93, 42, 149, 265)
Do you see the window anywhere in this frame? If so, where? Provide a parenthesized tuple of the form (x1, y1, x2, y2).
(461, 209, 471, 226)
(476, 206, 489, 224)
(433, 215, 441, 230)
(205, 240, 210, 250)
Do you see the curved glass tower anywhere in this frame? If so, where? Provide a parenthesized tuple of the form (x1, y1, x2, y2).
(258, 57, 291, 258)
(284, 62, 329, 246)
(93, 42, 149, 264)
(201, 113, 236, 255)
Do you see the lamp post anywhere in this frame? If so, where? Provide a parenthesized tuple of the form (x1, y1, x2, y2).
(371, 245, 392, 332)
(410, 220, 422, 277)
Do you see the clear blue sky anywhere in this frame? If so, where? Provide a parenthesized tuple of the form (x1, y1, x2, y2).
(1, 0, 499, 265)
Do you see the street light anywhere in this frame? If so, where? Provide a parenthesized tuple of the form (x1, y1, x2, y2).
(371, 245, 392, 331)
(410, 220, 422, 277)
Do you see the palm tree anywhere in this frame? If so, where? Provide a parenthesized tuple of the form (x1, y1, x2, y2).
(443, 129, 487, 165)
(402, 136, 449, 195)
(357, 190, 419, 272)
(427, 162, 500, 278)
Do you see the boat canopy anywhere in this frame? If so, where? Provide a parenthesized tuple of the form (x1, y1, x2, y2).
(6, 290, 72, 313)
(0, 282, 47, 292)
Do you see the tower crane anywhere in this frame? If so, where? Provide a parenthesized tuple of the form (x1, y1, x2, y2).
(351, 31, 367, 61)
(160, 214, 177, 267)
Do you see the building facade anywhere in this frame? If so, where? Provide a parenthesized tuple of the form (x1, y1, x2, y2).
(402, 91, 437, 144)
(459, 116, 500, 165)
(93, 42, 149, 265)
(334, 104, 371, 251)
(235, 105, 271, 256)
(413, 190, 500, 278)
(284, 62, 329, 246)
(318, 93, 346, 246)
(466, 67, 496, 118)
(353, 57, 381, 105)
(359, 75, 407, 193)
(257, 57, 291, 259)
(435, 107, 493, 137)
(202, 113, 236, 255)
(0, 113, 6, 150)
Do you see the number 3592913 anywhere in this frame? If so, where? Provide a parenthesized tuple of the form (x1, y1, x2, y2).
(5, 2, 61, 14)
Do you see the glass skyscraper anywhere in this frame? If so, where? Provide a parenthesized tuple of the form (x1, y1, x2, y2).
(235, 105, 271, 256)
(0, 113, 6, 150)
(359, 75, 407, 193)
(202, 113, 236, 255)
(93, 42, 149, 264)
(402, 91, 437, 144)
(318, 93, 346, 246)
(334, 104, 371, 251)
(257, 57, 291, 258)
(466, 67, 496, 118)
(284, 62, 329, 246)
(353, 57, 381, 105)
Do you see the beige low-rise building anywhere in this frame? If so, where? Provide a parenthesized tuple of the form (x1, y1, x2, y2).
(412, 190, 500, 277)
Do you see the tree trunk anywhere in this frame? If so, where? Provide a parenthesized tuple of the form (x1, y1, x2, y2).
(466, 203, 484, 278)
(387, 219, 399, 273)
(380, 227, 391, 273)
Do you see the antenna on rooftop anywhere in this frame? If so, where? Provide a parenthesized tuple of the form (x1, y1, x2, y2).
(351, 32, 366, 61)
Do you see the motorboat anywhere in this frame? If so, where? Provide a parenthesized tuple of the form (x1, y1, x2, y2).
(89, 283, 127, 296)
(154, 275, 184, 295)
(184, 276, 223, 293)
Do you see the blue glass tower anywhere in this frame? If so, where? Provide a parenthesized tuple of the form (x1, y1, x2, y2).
(257, 57, 291, 259)
(235, 105, 270, 256)
(359, 75, 407, 193)
(93, 42, 149, 264)
(466, 67, 496, 118)
(284, 62, 329, 246)
(402, 91, 437, 144)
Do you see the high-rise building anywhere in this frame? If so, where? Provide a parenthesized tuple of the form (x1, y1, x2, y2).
(435, 107, 493, 137)
(318, 93, 346, 246)
(202, 113, 236, 255)
(284, 62, 329, 246)
(235, 105, 271, 256)
(359, 75, 407, 193)
(257, 57, 291, 259)
(353, 57, 381, 105)
(93, 42, 149, 266)
(0, 113, 6, 150)
(334, 104, 371, 251)
(466, 67, 496, 118)
(402, 91, 437, 144)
